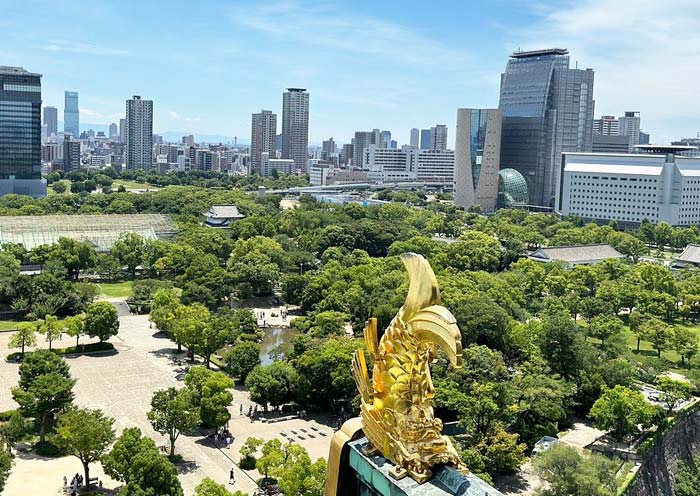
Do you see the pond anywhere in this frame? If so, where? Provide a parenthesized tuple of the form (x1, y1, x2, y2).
(259, 327, 298, 365)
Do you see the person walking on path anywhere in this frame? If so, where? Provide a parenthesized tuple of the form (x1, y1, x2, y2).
(229, 468, 235, 485)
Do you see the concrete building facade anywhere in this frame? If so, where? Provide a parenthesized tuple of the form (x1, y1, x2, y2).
(454, 108, 502, 212)
(125, 95, 153, 170)
(556, 149, 700, 226)
(251, 109, 277, 174)
(281, 88, 309, 171)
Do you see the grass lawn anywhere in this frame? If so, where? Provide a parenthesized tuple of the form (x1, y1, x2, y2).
(582, 320, 700, 372)
(0, 321, 19, 332)
(112, 179, 158, 190)
(46, 179, 71, 196)
(96, 281, 133, 298)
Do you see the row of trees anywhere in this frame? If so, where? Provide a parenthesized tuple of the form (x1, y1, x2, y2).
(8, 301, 119, 359)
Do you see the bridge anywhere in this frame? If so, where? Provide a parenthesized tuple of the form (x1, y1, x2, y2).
(264, 181, 453, 195)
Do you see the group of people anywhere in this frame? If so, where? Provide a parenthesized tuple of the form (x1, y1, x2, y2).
(214, 427, 233, 449)
(63, 473, 101, 495)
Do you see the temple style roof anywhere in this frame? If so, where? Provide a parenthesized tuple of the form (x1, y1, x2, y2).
(529, 244, 625, 265)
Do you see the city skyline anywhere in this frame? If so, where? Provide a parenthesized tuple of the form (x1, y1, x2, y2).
(3, 0, 699, 145)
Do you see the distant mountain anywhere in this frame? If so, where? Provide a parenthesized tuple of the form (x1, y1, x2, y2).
(58, 121, 247, 145)
(159, 132, 246, 145)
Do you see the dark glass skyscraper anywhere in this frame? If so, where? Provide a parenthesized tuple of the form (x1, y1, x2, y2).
(498, 48, 594, 207)
(64, 90, 79, 138)
(0, 66, 46, 197)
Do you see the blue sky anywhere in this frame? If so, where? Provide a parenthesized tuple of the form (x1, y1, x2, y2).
(3, 0, 699, 145)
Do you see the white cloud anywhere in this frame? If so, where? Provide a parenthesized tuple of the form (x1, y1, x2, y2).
(168, 111, 200, 122)
(228, 0, 468, 65)
(42, 40, 129, 56)
(518, 0, 700, 141)
(79, 108, 103, 118)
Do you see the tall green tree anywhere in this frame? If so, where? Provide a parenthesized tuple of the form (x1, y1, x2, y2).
(85, 301, 119, 342)
(102, 427, 158, 482)
(52, 408, 115, 485)
(17, 350, 71, 390)
(589, 385, 657, 441)
(12, 372, 75, 443)
(40, 315, 62, 351)
(8, 322, 37, 359)
(112, 232, 145, 278)
(121, 451, 183, 496)
(147, 387, 199, 456)
(533, 444, 618, 496)
(657, 377, 693, 413)
(225, 341, 261, 380)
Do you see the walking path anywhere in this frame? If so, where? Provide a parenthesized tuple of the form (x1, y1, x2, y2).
(0, 310, 333, 496)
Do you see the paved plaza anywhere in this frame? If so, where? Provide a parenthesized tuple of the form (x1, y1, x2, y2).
(0, 311, 335, 496)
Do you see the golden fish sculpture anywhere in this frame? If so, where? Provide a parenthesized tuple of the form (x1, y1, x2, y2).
(352, 253, 468, 483)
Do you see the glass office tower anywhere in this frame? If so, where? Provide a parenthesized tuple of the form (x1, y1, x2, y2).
(0, 66, 46, 197)
(498, 48, 594, 207)
(64, 90, 79, 138)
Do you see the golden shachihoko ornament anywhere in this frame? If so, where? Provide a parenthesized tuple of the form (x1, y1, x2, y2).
(351, 253, 468, 483)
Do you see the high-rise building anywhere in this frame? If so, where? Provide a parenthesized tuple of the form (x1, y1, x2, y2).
(109, 122, 118, 140)
(0, 66, 46, 197)
(593, 115, 619, 136)
(410, 128, 420, 148)
(182, 134, 195, 147)
(43, 106, 58, 137)
(340, 143, 353, 166)
(618, 111, 641, 151)
(420, 129, 431, 150)
(125, 95, 153, 170)
(250, 110, 277, 174)
(639, 131, 650, 145)
(281, 88, 310, 171)
(321, 137, 337, 160)
(429, 125, 448, 151)
(454, 108, 502, 212)
(499, 48, 595, 207)
(64, 91, 79, 138)
(62, 136, 81, 172)
(119, 118, 126, 142)
(353, 130, 384, 169)
(381, 131, 393, 149)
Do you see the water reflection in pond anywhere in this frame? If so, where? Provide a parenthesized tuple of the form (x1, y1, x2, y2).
(259, 327, 298, 365)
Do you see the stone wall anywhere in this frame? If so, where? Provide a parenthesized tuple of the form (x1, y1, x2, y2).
(627, 409, 700, 496)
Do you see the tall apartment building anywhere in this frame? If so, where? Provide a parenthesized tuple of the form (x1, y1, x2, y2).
(410, 128, 420, 148)
(119, 118, 126, 142)
(619, 111, 641, 151)
(43, 106, 58, 137)
(593, 115, 619, 136)
(0, 66, 46, 197)
(281, 88, 309, 171)
(429, 125, 448, 151)
(125, 95, 153, 170)
(363, 145, 454, 184)
(62, 136, 81, 172)
(250, 110, 277, 174)
(109, 123, 118, 140)
(454, 108, 502, 212)
(64, 91, 79, 138)
(499, 48, 595, 207)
